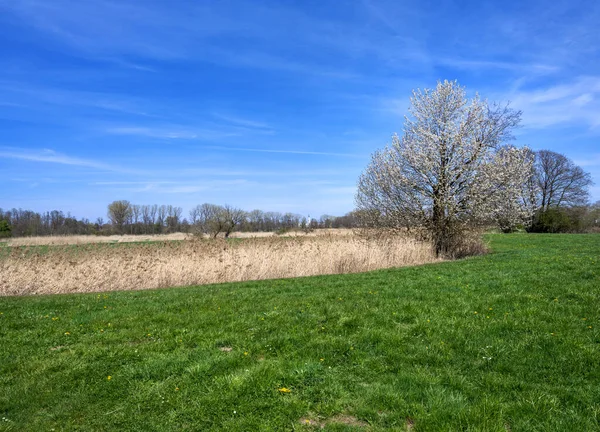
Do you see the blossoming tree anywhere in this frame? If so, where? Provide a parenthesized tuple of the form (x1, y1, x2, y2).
(356, 80, 537, 256)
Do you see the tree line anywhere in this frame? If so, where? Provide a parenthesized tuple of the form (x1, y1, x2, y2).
(0, 203, 360, 238)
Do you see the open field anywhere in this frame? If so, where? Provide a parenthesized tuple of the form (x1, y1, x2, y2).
(1, 234, 599, 430)
(0, 233, 438, 296)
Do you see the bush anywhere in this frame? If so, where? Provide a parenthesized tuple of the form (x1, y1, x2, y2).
(530, 209, 571, 233)
(441, 230, 489, 259)
(0, 220, 11, 238)
(529, 208, 590, 233)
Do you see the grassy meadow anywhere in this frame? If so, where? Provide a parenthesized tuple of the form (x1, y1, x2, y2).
(1, 234, 599, 431)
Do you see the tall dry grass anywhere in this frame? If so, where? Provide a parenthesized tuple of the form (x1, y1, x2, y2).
(2, 233, 192, 246)
(1, 228, 355, 247)
(0, 234, 439, 296)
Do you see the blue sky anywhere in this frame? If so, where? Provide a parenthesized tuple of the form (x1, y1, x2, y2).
(1, 0, 599, 220)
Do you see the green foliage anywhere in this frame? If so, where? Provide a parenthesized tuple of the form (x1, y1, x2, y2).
(530, 208, 589, 233)
(1, 234, 599, 430)
(0, 219, 11, 238)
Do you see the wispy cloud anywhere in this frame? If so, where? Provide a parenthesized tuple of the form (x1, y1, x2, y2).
(504, 76, 600, 129)
(93, 179, 251, 194)
(437, 58, 558, 73)
(204, 145, 362, 157)
(211, 113, 273, 131)
(0, 147, 123, 171)
(104, 121, 278, 140)
(105, 126, 212, 140)
(0, 81, 155, 117)
(2, 1, 363, 79)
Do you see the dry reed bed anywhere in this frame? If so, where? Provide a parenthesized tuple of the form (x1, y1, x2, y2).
(0, 235, 439, 296)
(1, 229, 355, 247)
(2, 233, 192, 246)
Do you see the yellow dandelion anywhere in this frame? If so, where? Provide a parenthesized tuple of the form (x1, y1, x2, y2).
(589, 326, 593, 329)
(107, 376, 112, 381)
(278, 387, 291, 393)
(474, 312, 478, 314)
(244, 352, 248, 356)
(64, 332, 70, 335)
(320, 358, 324, 362)
(489, 308, 493, 311)
(175, 387, 180, 391)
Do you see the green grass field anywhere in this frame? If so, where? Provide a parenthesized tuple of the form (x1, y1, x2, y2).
(1, 234, 599, 431)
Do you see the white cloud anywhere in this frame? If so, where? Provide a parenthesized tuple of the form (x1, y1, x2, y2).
(506, 76, 600, 129)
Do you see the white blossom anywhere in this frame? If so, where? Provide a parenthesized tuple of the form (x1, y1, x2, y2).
(356, 80, 536, 254)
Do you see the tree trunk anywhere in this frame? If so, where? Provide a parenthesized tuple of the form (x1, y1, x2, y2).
(432, 196, 446, 257)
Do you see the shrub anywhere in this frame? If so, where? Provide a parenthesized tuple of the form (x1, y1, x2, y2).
(530, 208, 587, 233)
(0, 220, 11, 238)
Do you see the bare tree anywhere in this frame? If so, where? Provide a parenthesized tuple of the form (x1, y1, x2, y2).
(150, 205, 158, 230)
(189, 205, 201, 226)
(157, 205, 167, 233)
(222, 205, 246, 238)
(107, 200, 132, 234)
(356, 80, 532, 255)
(166, 205, 183, 232)
(198, 203, 225, 238)
(131, 204, 141, 234)
(246, 209, 265, 231)
(141, 205, 152, 234)
(193, 204, 247, 238)
(535, 150, 593, 211)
